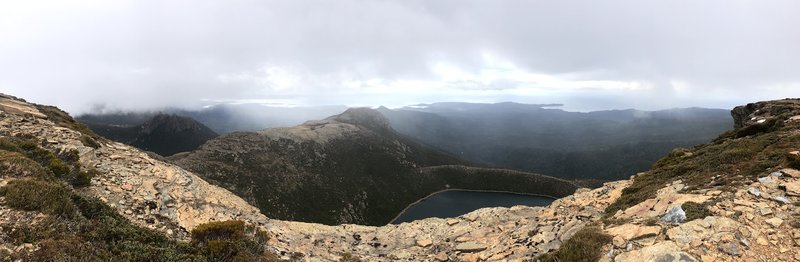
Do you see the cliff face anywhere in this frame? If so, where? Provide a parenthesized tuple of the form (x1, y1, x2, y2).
(1, 94, 800, 261)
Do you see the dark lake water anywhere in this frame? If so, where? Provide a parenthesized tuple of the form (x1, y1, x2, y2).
(391, 190, 554, 224)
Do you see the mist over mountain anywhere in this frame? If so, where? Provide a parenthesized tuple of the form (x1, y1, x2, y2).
(78, 104, 348, 134)
(79, 101, 732, 182)
(81, 114, 218, 156)
(378, 102, 733, 181)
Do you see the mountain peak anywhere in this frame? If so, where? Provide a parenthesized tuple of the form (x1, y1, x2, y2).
(140, 113, 210, 135)
(330, 107, 391, 131)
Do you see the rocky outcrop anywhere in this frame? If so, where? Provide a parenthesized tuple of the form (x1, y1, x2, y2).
(731, 103, 759, 129)
(731, 99, 800, 128)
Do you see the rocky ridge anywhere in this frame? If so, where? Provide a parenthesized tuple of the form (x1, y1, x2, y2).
(0, 95, 268, 240)
(1, 94, 800, 261)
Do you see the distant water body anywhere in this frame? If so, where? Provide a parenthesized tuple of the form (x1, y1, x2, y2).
(391, 190, 555, 224)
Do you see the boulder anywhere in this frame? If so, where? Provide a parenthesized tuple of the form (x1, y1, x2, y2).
(783, 180, 800, 196)
(455, 242, 487, 253)
(416, 239, 433, 247)
(661, 206, 686, 223)
(765, 217, 784, 228)
(717, 242, 741, 256)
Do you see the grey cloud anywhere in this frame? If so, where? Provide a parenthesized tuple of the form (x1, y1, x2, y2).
(0, 0, 798, 114)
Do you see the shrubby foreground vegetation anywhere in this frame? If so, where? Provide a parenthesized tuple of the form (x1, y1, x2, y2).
(0, 134, 277, 261)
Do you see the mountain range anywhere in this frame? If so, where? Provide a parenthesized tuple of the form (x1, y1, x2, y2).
(79, 102, 732, 183)
(378, 102, 732, 181)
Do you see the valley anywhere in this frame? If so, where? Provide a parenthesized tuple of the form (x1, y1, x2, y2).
(167, 108, 578, 226)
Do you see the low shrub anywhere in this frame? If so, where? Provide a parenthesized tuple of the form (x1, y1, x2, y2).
(682, 202, 711, 222)
(191, 220, 247, 243)
(72, 168, 98, 187)
(47, 158, 71, 177)
(191, 220, 276, 261)
(535, 226, 612, 262)
(0, 150, 49, 178)
(80, 135, 101, 149)
(0, 179, 76, 218)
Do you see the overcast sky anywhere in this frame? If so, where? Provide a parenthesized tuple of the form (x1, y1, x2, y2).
(1, 0, 798, 113)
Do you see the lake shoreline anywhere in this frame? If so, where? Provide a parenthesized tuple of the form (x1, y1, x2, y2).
(388, 188, 560, 225)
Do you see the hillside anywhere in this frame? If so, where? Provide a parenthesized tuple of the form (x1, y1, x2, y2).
(0, 94, 274, 260)
(170, 108, 579, 226)
(378, 103, 732, 181)
(82, 114, 218, 156)
(2, 93, 800, 261)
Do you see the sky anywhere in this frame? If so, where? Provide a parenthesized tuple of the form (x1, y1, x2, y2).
(1, 0, 798, 114)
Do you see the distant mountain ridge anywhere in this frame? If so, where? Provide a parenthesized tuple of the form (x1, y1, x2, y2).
(170, 107, 579, 225)
(82, 113, 218, 156)
(377, 102, 733, 181)
(77, 104, 348, 134)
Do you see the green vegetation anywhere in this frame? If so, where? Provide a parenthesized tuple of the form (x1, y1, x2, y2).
(190, 220, 277, 262)
(681, 201, 711, 222)
(0, 135, 100, 187)
(535, 226, 612, 262)
(80, 135, 101, 148)
(0, 177, 210, 261)
(0, 150, 49, 178)
(0, 136, 71, 177)
(605, 116, 800, 217)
